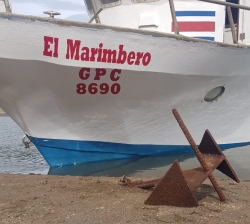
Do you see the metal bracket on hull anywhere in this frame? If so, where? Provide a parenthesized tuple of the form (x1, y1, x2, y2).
(120, 109, 240, 207)
(43, 11, 61, 18)
(22, 132, 32, 148)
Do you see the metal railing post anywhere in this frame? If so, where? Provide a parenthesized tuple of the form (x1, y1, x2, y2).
(3, 0, 11, 13)
(90, 0, 101, 24)
(226, 5, 237, 44)
(169, 0, 179, 34)
(89, 8, 103, 23)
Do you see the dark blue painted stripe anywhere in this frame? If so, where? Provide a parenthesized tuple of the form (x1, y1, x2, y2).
(194, 37, 215, 41)
(175, 11, 215, 17)
(31, 137, 250, 167)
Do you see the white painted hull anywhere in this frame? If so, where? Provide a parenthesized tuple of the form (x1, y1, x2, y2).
(1, 14, 250, 167)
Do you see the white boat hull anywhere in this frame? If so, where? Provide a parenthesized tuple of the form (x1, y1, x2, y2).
(1, 14, 250, 167)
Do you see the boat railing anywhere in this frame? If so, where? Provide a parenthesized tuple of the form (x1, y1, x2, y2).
(170, 0, 250, 44)
(2, 0, 250, 44)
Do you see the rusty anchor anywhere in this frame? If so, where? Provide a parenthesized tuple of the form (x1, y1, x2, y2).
(120, 108, 240, 207)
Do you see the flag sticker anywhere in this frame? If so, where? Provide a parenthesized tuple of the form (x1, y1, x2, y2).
(172, 11, 216, 41)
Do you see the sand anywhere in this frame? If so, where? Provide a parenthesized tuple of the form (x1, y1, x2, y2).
(0, 174, 249, 224)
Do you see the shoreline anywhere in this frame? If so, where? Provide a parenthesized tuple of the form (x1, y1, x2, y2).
(0, 174, 249, 223)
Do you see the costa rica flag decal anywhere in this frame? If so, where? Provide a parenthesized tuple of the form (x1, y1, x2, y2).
(172, 11, 216, 41)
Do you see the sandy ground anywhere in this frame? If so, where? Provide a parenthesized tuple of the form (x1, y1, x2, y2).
(0, 174, 249, 224)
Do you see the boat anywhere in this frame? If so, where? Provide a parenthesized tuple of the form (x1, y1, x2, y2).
(0, 0, 250, 168)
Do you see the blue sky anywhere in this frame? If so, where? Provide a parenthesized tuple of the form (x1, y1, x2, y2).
(10, 0, 90, 22)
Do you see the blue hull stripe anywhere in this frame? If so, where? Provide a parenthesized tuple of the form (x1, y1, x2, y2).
(194, 37, 215, 41)
(175, 11, 216, 17)
(31, 137, 250, 168)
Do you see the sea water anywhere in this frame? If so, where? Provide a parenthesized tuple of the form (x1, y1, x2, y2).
(0, 116, 249, 179)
